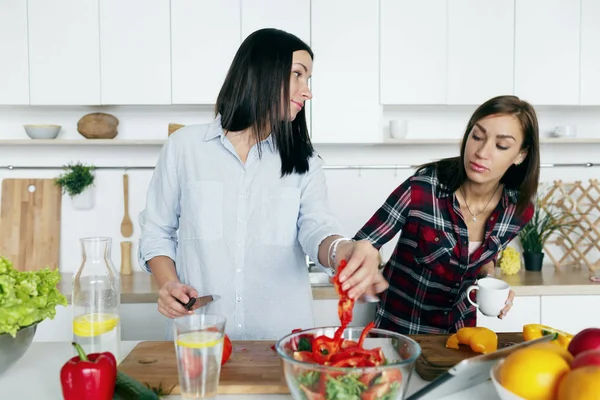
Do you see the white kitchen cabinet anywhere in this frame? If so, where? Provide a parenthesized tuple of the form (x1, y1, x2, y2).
(311, 0, 380, 143)
(447, 0, 514, 105)
(0, 0, 29, 105)
(171, 0, 241, 105)
(27, 0, 100, 105)
(241, 0, 310, 45)
(477, 296, 541, 333)
(514, 0, 581, 105)
(580, 0, 600, 105)
(541, 295, 600, 335)
(380, 0, 446, 105)
(99, 0, 171, 105)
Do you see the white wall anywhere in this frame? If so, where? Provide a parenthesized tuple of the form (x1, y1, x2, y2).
(1, 105, 600, 273)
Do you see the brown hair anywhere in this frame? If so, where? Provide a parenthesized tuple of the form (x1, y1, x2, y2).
(417, 95, 540, 215)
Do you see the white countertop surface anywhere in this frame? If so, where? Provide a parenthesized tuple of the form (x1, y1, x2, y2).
(0, 341, 501, 400)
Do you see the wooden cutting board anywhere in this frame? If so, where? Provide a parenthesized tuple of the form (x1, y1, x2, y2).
(0, 179, 62, 271)
(411, 332, 524, 381)
(118, 340, 289, 395)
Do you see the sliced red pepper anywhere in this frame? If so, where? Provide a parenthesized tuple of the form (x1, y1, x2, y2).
(312, 335, 339, 363)
(358, 321, 375, 349)
(331, 356, 368, 368)
(293, 351, 316, 363)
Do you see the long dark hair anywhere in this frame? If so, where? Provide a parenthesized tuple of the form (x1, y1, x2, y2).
(215, 28, 314, 176)
(418, 95, 540, 215)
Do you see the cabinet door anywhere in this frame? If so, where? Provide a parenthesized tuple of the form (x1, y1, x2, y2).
(99, 0, 171, 105)
(541, 295, 600, 335)
(477, 296, 541, 333)
(241, 0, 310, 45)
(28, 0, 100, 105)
(514, 0, 580, 105)
(171, 0, 241, 105)
(0, 0, 29, 105)
(447, 0, 514, 105)
(380, 0, 446, 105)
(311, 0, 380, 143)
(580, 0, 600, 105)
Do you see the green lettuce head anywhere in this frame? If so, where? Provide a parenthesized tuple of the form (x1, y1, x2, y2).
(0, 256, 68, 337)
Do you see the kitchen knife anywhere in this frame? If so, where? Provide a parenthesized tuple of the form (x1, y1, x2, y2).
(176, 294, 221, 311)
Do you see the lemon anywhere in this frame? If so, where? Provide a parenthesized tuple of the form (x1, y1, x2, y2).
(176, 331, 223, 349)
(73, 313, 120, 337)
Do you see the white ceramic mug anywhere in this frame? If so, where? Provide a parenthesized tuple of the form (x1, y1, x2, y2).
(552, 125, 576, 138)
(466, 277, 510, 317)
(390, 119, 408, 139)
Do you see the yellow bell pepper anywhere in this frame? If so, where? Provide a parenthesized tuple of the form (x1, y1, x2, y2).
(522, 324, 573, 349)
(445, 327, 498, 354)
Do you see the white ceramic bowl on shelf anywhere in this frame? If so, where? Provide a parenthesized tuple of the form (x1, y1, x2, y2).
(23, 124, 61, 139)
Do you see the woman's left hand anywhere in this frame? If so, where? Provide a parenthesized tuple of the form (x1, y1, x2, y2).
(335, 240, 382, 300)
(498, 289, 515, 319)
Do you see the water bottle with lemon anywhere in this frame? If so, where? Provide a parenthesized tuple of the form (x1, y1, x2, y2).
(72, 237, 121, 361)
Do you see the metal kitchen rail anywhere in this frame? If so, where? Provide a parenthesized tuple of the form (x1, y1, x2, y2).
(0, 162, 599, 171)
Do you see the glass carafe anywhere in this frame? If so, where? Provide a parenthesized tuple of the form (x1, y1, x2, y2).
(72, 237, 121, 361)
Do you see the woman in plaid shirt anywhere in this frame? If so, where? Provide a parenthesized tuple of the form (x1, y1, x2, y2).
(352, 95, 540, 334)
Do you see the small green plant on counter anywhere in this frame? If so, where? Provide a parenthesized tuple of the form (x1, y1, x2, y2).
(54, 162, 95, 196)
(519, 199, 580, 254)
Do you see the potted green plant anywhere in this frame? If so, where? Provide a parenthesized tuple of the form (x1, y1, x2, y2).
(519, 200, 580, 271)
(55, 162, 96, 210)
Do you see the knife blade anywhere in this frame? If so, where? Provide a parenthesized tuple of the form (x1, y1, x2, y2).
(176, 294, 221, 311)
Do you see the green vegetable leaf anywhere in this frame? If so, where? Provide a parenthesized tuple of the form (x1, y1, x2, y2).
(326, 374, 366, 400)
(296, 370, 320, 388)
(0, 256, 67, 337)
(298, 337, 312, 352)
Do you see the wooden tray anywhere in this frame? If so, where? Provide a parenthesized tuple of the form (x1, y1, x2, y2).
(411, 332, 524, 381)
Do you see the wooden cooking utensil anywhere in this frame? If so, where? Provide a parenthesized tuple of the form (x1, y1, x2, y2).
(120, 173, 133, 237)
(120, 241, 132, 275)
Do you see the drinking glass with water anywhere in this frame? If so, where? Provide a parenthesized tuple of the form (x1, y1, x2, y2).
(173, 313, 227, 399)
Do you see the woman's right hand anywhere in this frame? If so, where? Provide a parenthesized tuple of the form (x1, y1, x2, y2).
(157, 281, 199, 318)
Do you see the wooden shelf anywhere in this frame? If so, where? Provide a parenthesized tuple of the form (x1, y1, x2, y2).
(0, 138, 599, 146)
(0, 139, 166, 145)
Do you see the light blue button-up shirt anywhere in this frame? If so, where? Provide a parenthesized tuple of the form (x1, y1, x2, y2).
(138, 116, 344, 340)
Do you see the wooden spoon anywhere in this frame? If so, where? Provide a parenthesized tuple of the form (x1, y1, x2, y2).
(121, 173, 133, 237)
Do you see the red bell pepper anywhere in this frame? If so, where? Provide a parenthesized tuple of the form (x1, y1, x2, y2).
(60, 342, 117, 400)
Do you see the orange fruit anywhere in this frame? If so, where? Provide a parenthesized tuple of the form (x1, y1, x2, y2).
(528, 342, 574, 365)
(557, 366, 600, 400)
(498, 347, 571, 400)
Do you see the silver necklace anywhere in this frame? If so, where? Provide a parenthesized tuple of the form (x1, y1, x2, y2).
(459, 185, 499, 222)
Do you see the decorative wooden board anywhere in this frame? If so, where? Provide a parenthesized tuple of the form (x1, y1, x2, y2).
(411, 332, 524, 381)
(118, 340, 289, 394)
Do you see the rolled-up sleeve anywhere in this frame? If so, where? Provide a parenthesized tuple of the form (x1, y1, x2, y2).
(297, 154, 345, 270)
(138, 139, 181, 273)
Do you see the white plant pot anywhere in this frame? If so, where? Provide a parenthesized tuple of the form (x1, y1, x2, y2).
(71, 186, 95, 210)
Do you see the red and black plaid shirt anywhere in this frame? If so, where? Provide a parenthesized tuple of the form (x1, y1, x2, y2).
(354, 166, 534, 334)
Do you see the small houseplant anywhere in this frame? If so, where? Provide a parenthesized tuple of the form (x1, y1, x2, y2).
(55, 162, 96, 210)
(518, 200, 580, 271)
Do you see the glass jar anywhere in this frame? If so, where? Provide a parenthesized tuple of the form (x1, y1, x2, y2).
(72, 237, 121, 360)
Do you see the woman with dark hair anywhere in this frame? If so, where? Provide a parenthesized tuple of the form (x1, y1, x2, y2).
(139, 28, 385, 340)
(352, 95, 540, 334)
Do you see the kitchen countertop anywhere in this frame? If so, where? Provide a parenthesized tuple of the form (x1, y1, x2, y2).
(56, 264, 600, 304)
(0, 340, 499, 400)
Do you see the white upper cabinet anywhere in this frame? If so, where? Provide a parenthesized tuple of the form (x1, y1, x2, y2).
(171, 0, 241, 105)
(311, 0, 380, 143)
(0, 0, 29, 105)
(447, 0, 515, 105)
(28, 0, 100, 105)
(99, 0, 171, 105)
(380, 0, 447, 105)
(514, 0, 581, 105)
(580, 0, 600, 105)
(241, 0, 310, 45)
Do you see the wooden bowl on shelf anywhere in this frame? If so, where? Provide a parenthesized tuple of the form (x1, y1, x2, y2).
(77, 112, 119, 139)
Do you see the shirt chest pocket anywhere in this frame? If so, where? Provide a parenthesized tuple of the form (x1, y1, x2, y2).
(260, 187, 301, 246)
(413, 225, 454, 266)
(181, 181, 223, 240)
